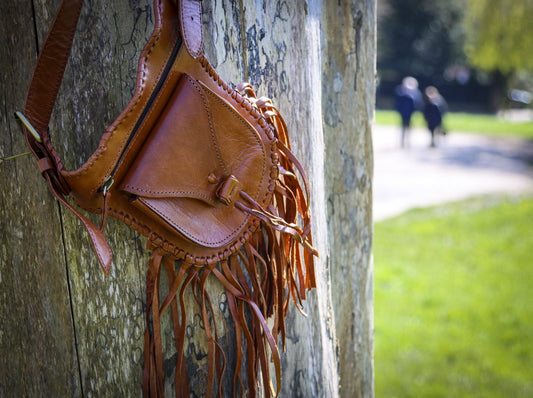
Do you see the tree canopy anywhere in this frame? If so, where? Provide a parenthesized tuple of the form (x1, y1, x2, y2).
(377, 0, 465, 83)
(464, 0, 533, 74)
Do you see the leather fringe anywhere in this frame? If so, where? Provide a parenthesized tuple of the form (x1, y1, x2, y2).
(142, 86, 317, 397)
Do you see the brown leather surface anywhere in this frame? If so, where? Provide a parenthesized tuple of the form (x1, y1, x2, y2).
(120, 76, 226, 206)
(63, 0, 182, 200)
(120, 74, 271, 249)
(21, 0, 316, 396)
(24, 0, 83, 135)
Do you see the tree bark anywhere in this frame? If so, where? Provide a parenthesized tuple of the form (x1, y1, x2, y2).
(322, 2, 376, 397)
(0, 0, 375, 396)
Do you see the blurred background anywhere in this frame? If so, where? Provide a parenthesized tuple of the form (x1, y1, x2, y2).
(377, 0, 533, 113)
(373, 0, 533, 396)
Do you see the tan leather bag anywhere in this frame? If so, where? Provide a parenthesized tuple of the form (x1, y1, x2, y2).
(18, 0, 316, 396)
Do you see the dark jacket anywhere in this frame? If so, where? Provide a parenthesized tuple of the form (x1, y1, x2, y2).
(424, 95, 447, 131)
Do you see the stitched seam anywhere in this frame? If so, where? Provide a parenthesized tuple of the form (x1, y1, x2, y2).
(123, 185, 213, 200)
(142, 199, 239, 246)
(59, 0, 161, 179)
(68, 0, 169, 188)
(198, 56, 278, 207)
(69, 11, 163, 181)
(95, 0, 170, 189)
(110, 206, 261, 264)
(188, 77, 229, 175)
(200, 85, 266, 200)
(104, 41, 178, 187)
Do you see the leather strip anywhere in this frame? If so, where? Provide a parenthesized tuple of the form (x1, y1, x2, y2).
(43, 172, 112, 273)
(161, 259, 190, 398)
(24, 0, 84, 136)
(20, 0, 115, 272)
(143, 249, 165, 397)
(197, 269, 216, 397)
(179, 0, 203, 58)
(211, 266, 282, 397)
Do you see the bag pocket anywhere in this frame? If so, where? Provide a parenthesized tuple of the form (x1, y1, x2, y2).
(119, 74, 267, 248)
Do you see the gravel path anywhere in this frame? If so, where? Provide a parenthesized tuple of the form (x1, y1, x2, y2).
(373, 125, 533, 221)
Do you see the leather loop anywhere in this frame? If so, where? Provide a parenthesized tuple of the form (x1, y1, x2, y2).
(216, 175, 240, 205)
(37, 157, 53, 174)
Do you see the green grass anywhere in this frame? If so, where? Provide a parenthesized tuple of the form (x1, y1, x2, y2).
(374, 195, 533, 398)
(375, 110, 533, 139)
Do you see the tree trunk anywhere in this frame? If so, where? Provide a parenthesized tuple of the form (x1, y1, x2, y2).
(0, 1, 375, 397)
(322, 2, 376, 397)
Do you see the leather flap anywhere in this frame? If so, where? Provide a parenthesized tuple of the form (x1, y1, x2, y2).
(120, 75, 222, 206)
(120, 74, 267, 248)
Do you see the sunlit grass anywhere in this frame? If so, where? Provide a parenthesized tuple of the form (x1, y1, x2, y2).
(374, 195, 533, 397)
(375, 110, 533, 139)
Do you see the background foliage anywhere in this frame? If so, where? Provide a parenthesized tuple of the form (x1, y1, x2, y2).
(378, 0, 464, 84)
(464, 0, 533, 74)
(377, 0, 533, 112)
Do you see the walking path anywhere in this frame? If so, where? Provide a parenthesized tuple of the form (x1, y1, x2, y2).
(373, 125, 533, 221)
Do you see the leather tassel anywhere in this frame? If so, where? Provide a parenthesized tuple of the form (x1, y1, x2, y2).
(143, 248, 165, 398)
(139, 84, 318, 398)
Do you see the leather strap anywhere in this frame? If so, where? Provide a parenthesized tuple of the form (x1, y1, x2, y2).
(23, 0, 203, 141)
(20, 0, 114, 271)
(24, 0, 83, 137)
(45, 171, 113, 273)
(20, 0, 204, 274)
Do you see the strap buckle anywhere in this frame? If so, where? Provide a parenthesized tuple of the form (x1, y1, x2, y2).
(14, 111, 43, 143)
(1, 112, 43, 164)
(102, 176, 115, 197)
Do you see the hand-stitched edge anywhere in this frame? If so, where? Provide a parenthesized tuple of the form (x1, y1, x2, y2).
(189, 76, 229, 176)
(109, 206, 261, 266)
(64, 0, 168, 187)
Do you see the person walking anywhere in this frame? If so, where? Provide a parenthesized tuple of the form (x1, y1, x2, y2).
(423, 86, 448, 147)
(395, 76, 423, 147)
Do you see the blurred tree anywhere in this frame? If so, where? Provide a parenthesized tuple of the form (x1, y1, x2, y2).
(464, 0, 533, 74)
(463, 0, 533, 110)
(378, 0, 465, 84)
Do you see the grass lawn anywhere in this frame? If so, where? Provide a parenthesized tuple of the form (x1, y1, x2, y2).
(375, 110, 533, 139)
(374, 194, 533, 397)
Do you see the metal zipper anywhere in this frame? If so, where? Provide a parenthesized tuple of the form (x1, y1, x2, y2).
(101, 36, 182, 196)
